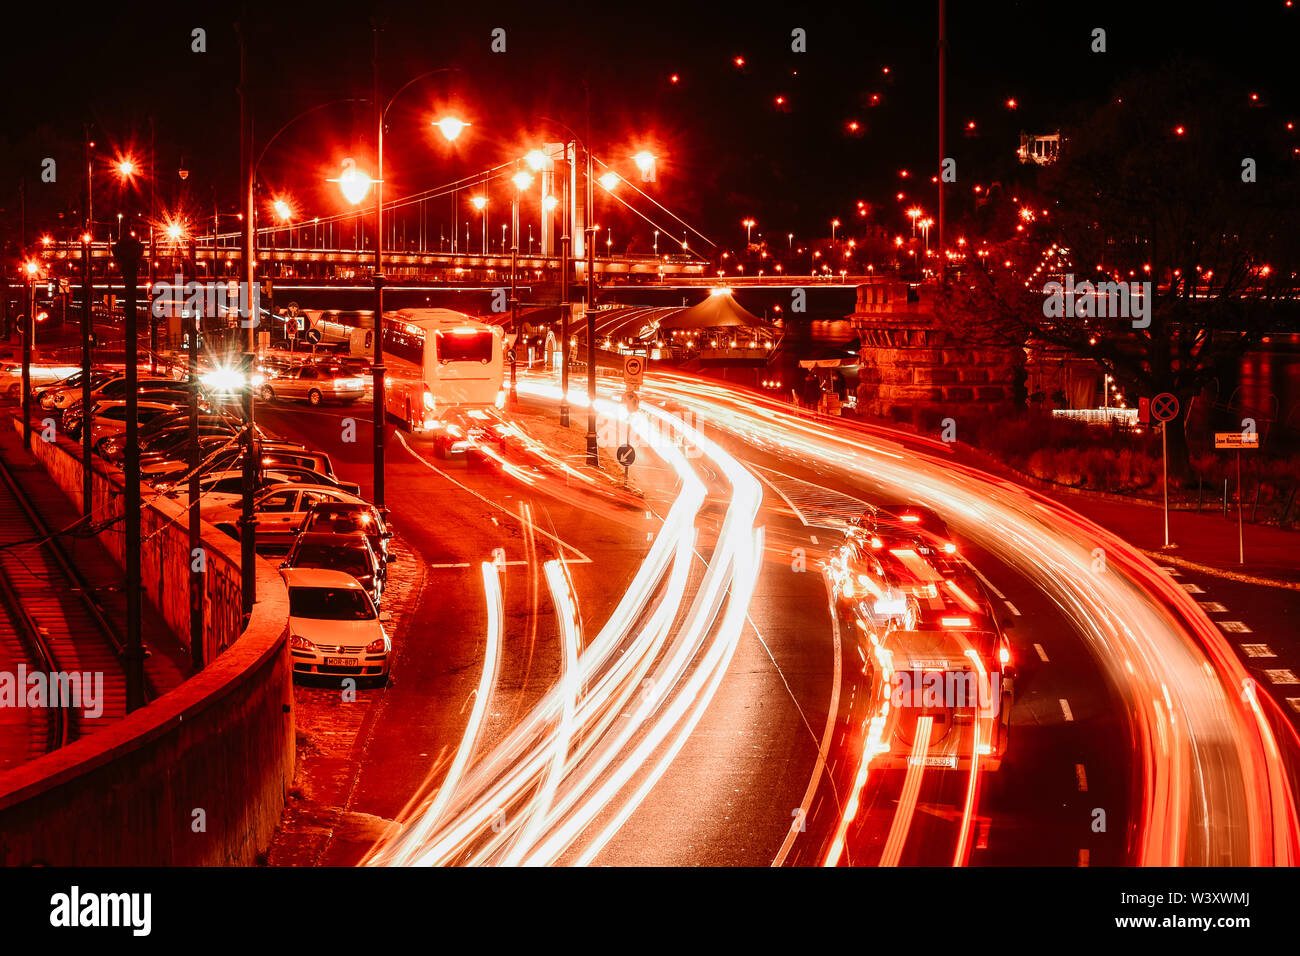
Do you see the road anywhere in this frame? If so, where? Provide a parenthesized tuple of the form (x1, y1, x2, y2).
(256, 367, 1300, 866)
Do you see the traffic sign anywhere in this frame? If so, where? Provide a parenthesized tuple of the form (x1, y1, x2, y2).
(623, 355, 645, 388)
(1216, 432, 1259, 450)
(616, 443, 636, 466)
(1151, 392, 1179, 423)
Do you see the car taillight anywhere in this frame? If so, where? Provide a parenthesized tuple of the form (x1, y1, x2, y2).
(423, 389, 435, 410)
(942, 542, 957, 554)
(941, 616, 972, 628)
(999, 645, 1011, 666)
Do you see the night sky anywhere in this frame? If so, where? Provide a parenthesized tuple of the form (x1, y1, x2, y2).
(1, 1, 1295, 255)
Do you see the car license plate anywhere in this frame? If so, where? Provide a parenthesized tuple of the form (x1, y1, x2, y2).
(325, 657, 358, 667)
(922, 755, 957, 768)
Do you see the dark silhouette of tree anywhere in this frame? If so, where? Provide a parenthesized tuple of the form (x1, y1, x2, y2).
(940, 60, 1300, 480)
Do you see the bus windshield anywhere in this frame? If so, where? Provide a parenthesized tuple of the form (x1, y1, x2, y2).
(436, 330, 494, 364)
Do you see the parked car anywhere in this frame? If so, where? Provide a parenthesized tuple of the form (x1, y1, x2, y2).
(200, 483, 365, 553)
(281, 531, 388, 606)
(76, 399, 184, 443)
(300, 501, 392, 560)
(153, 468, 300, 507)
(37, 368, 116, 409)
(258, 364, 366, 405)
(2, 363, 82, 401)
(282, 568, 391, 684)
(54, 375, 190, 416)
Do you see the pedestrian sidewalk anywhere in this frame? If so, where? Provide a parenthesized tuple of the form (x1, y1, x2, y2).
(1043, 489, 1300, 589)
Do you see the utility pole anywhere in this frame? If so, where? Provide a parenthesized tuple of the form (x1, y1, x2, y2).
(21, 273, 33, 450)
(148, 116, 157, 373)
(937, 0, 947, 274)
(237, 17, 258, 616)
(585, 144, 598, 466)
(509, 179, 519, 406)
(371, 21, 388, 511)
(81, 125, 94, 516)
(188, 236, 203, 670)
(112, 235, 146, 712)
(559, 145, 571, 427)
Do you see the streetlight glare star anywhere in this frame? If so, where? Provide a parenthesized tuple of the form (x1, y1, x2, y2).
(272, 199, 292, 222)
(333, 164, 373, 205)
(471, 195, 487, 210)
(633, 151, 656, 173)
(434, 116, 468, 141)
(524, 149, 547, 171)
(599, 172, 619, 191)
(512, 170, 534, 191)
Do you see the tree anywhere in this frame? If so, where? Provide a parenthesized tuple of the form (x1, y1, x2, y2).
(939, 59, 1300, 481)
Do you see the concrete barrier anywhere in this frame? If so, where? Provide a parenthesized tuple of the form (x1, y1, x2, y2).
(0, 426, 293, 865)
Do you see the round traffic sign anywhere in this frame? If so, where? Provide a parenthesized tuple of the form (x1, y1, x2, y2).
(616, 443, 636, 466)
(1151, 392, 1179, 423)
(624, 356, 644, 379)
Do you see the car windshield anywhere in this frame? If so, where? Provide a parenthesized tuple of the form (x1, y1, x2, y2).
(289, 586, 375, 621)
(292, 544, 369, 576)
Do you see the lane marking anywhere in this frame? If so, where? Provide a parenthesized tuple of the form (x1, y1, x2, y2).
(771, 570, 843, 867)
(1034, 643, 1050, 662)
(1240, 644, 1276, 658)
(1003, 600, 1021, 616)
(1197, 602, 1229, 614)
(1287, 699, 1300, 715)
(1263, 669, 1298, 685)
(1059, 698, 1074, 722)
(965, 563, 1007, 601)
(810, 534, 819, 545)
(1075, 763, 1089, 792)
(1219, 621, 1252, 633)
(1180, 582, 1205, 594)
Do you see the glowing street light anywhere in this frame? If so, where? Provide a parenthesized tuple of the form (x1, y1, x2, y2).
(831, 218, 840, 241)
(907, 206, 922, 236)
(332, 161, 374, 206)
(512, 170, 534, 191)
(633, 151, 656, 175)
(433, 116, 468, 141)
(742, 218, 756, 243)
(524, 149, 547, 171)
(599, 171, 619, 191)
(272, 198, 292, 221)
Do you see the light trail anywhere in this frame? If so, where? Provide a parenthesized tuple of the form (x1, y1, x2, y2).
(641, 371, 1300, 866)
(364, 375, 763, 866)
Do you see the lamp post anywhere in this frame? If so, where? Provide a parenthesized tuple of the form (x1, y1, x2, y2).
(472, 195, 487, 254)
(586, 146, 598, 466)
(20, 261, 38, 450)
(509, 168, 533, 406)
(111, 235, 146, 712)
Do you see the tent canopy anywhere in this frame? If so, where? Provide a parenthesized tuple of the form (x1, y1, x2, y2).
(657, 290, 770, 330)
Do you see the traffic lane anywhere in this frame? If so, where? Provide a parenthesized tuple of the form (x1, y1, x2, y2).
(588, 506, 839, 865)
(256, 399, 662, 863)
(724, 439, 1134, 865)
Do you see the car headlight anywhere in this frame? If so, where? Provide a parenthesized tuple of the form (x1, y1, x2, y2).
(364, 637, 387, 654)
(289, 634, 315, 651)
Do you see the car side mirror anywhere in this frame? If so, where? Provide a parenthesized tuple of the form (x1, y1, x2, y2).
(381, 530, 394, 539)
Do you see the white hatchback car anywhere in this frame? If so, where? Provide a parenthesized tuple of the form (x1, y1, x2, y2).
(282, 568, 391, 683)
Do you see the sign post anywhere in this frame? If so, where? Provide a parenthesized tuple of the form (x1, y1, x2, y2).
(1215, 430, 1260, 564)
(1151, 393, 1179, 548)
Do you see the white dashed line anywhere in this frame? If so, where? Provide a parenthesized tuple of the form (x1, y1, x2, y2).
(1075, 763, 1088, 791)
(1034, 643, 1049, 662)
(1264, 669, 1299, 685)
(1003, 600, 1021, 616)
(810, 534, 819, 545)
(1198, 602, 1229, 614)
(967, 565, 1007, 600)
(1158, 566, 1181, 576)
(1240, 644, 1276, 658)
(1287, 699, 1300, 715)
(1219, 621, 1252, 633)
(1180, 582, 1205, 594)
(1059, 698, 1074, 722)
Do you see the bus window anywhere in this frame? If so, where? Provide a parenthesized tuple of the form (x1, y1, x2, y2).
(436, 330, 494, 364)
(382, 322, 425, 367)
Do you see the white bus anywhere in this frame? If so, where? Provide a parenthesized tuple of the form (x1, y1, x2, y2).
(348, 308, 504, 433)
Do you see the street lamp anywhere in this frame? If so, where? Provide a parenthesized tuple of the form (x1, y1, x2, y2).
(471, 195, 488, 254)
(743, 218, 756, 244)
(831, 218, 840, 242)
(508, 168, 534, 406)
(907, 206, 922, 237)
